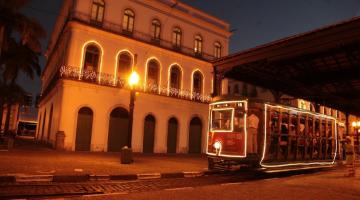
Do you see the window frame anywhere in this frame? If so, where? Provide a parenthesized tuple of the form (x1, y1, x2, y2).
(83, 44, 100, 73)
(172, 27, 182, 49)
(90, 0, 105, 25)
(117, 52, 133, 80)
(122, 9, 135, 34)
(147, 59, 160, 86)
(192, 71, 203, 95)
(214, 42, 222, 58)
(169, 65, 182, 90)
(151, 19, 161, 41)
(194, 35, 203, 55)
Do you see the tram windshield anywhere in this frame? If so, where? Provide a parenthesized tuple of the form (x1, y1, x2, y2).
(211, 109, 233, 131)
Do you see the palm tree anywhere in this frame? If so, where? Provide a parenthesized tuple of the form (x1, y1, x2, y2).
(0, 0, 45, 133)
(0, 0, 46, 57)
(1, 38, 41, 84)
(2, 83, 25, 133)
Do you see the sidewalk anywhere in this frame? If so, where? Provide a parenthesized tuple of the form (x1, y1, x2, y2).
(0, 137, 208, 182)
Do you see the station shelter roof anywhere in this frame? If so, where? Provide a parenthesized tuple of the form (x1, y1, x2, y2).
(213, 16, 360, 115)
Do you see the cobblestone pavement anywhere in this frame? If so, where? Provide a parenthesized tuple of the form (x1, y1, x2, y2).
(0, 168, 340, 199)
(0, 170, 272, 199)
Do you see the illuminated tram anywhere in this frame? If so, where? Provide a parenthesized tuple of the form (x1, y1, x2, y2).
(207, 98, 338, 170)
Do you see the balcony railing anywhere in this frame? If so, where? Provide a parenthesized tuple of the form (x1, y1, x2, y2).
(56, 66, 211, 103)
(68, 11, 216, 61)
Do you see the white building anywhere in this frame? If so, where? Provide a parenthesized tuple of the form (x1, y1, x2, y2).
(37, 0, 231, 153)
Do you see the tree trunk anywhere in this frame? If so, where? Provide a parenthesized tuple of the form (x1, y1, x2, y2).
(0, 102, 3, 133)
(4, 103, 11, 133)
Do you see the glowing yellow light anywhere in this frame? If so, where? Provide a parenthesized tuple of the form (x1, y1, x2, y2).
(352, 122, 357, 127)
(213, 141, 221, 150)
(129, 71, 139, 87)
(357, 121, 360, 127)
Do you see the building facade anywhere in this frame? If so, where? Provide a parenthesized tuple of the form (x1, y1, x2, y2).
(37, 0, 231, 153)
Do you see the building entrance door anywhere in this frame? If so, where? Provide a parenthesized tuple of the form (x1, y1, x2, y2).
(143, 115, 155, 153)
(188, 117, 202, 153)
(167, 117, 178, 153)
(107, 107, 129, 152)
(75, 107, 93, 151)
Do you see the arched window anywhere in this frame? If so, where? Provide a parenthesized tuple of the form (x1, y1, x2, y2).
(117, 52, 132, 80)
(91, 0, 105, 25)
(169, 65, 181, 90)
(193, 71, 203, 95)
(194, 35, 203, 55)
(147, 59, 160, 86)
(172, 27, 181, 49)
(214, 42, 221, 58)
(122, 9, 135, 34)
(151, 19, 161, 41)
(83, 44, 100, 72)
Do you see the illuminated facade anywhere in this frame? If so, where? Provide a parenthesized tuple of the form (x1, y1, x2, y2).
(37, 0, 231, 152)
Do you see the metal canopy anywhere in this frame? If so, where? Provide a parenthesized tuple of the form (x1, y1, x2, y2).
(213, 17, 360, 115)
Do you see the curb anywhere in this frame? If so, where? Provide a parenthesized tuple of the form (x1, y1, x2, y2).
(0, 171, 211, 184)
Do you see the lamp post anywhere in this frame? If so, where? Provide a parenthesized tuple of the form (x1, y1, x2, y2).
(127, 71, 139, 148)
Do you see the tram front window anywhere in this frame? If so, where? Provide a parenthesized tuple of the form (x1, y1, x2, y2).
(211, 109, 233, 131)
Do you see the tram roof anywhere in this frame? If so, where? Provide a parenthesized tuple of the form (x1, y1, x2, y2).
(213, 16, 360, 115)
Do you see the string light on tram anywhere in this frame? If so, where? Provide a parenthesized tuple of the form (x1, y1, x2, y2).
(260, 103, 338, 168)
(206, 100, 248, 158)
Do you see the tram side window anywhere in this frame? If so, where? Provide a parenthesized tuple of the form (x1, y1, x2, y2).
(269, 110, 279, 156)
(270, 111, 279, 134)
(233, 109, 245, 132)
(321, 121, 326, 137)
(327, 121, 333, 158)
(308, 117, 313, 136)
(315, 119, 320, 137)
(211, 109, 232, 131)
(280, 112, 289, 145)
(327, 122, 333, 138)
(289, 114, 298, 154)
(299, 116, 306, 144)
(289, 114, 297, 139)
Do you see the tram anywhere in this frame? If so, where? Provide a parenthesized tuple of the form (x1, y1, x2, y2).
(207, 98, 338, 170)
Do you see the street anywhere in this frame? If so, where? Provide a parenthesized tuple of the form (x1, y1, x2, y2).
(0, 168, 359, 199)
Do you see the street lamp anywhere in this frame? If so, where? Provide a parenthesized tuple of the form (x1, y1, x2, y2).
(127, 71, 139, 148)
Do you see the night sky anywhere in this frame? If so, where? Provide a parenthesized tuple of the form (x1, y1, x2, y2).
(19, 0, 360, 100)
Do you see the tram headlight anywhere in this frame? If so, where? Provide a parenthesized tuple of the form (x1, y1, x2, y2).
(213, 141, 221, 150)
